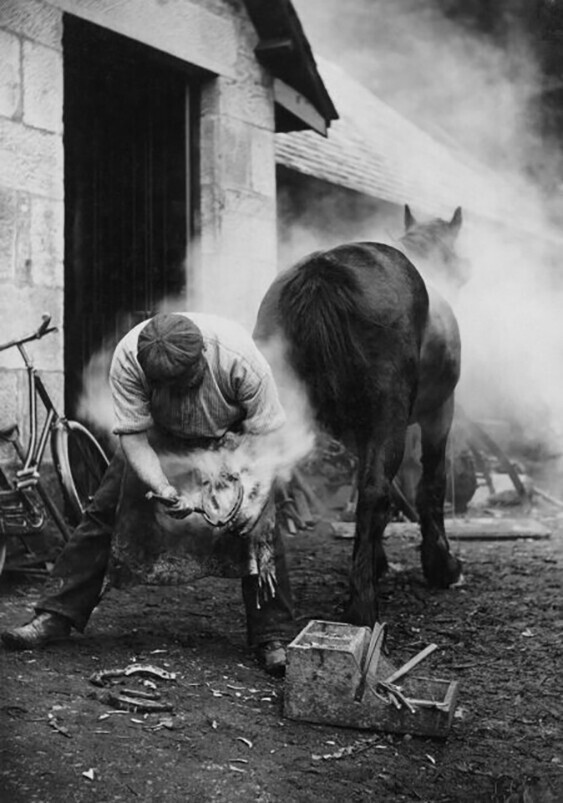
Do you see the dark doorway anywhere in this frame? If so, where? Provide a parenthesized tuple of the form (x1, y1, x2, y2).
(63, 15, 197, 418)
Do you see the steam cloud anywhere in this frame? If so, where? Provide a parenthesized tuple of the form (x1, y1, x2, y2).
(77, 308, 316, 504)
(79, 1, 563, 495)
(290, 0, 563, 488)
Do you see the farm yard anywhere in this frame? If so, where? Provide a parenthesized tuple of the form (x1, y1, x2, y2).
(1, 463, 562, 803)
(1, 1, 563, 802)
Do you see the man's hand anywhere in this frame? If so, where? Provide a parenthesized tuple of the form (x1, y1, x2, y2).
(164, 495, 195, 520)
(149, 485, 194, 520)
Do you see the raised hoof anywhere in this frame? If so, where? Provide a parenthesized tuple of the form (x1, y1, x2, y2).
(1, 612, 72, 651)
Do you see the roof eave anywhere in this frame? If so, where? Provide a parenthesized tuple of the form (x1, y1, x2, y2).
(243, 0, 338, 133)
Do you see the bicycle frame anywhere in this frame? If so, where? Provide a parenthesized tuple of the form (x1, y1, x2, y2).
(0, 316, 72, 542)
(0, 317, 57, 487)
(16, 346, 60, 488)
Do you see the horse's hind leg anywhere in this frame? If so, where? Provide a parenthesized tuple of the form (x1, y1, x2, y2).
(416, 397, 462, 587)
(346, 430, 405, 626)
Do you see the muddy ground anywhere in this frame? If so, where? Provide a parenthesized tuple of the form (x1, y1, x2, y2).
(1, 471, 562, 803)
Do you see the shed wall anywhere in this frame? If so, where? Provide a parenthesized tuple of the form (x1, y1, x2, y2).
(0, 0, 279, 443)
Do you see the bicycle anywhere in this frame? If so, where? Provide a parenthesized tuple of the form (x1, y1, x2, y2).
(0, 314, 110, 576)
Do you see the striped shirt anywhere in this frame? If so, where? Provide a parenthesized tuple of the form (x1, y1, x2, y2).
(109, 313, 286, 439)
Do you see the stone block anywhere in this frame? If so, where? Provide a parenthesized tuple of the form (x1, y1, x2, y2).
(29, 196, 64, 287)
(222, 188, 275, 219)
(0, 284, 63, 372)
(0, 186, 17, 281)
(250, 127, 276, 196)
(14, 192, 32, 284)
(0, 118, 63, 199)
(0, 29, 21, 119)
(215, 73, 274, 131)
(0, 0, 62, 50)
(23, 40, 63, 133)
(0, 190, 55, 287)
(220, 118, 252, 190)
(199, 113, 221, 187)
(0, 369, 19, 428)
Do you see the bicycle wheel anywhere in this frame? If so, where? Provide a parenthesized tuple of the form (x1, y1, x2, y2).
(52, 420, 110, 526)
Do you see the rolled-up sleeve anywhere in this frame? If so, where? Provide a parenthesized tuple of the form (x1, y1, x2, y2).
(109, 344, 153, 434)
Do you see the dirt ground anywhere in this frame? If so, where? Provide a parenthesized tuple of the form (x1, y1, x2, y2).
(1, 471, 562, 803)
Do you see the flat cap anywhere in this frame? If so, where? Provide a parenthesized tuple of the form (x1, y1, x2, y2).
(137, 314, 204, 382)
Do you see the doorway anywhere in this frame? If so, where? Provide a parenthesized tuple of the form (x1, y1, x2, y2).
(63, 15, 198, 418)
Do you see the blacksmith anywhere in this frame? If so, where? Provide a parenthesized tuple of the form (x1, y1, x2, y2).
(1, 312, 295, 675)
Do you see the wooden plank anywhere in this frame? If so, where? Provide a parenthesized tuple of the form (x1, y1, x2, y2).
(384, 518, 551, 541)
(446, 518, 551, 540)
(273, 78, 327, 136)
(384, 644, 438, 685)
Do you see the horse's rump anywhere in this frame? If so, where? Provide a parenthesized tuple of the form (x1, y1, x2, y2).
(263, 243, 429, 437)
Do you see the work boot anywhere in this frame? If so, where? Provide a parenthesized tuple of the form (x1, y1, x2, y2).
(257, 640, 286, 677)
(1, 612, 72, 651)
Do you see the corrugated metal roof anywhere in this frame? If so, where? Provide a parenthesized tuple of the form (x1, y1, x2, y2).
(276, 58, 542, 229)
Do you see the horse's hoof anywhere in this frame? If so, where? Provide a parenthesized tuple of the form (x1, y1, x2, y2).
(344, 598, 379, 628)
(422, 550, 462, 588)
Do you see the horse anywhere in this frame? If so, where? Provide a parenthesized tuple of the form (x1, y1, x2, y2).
(253, 206, 464, 626)
(400, 205, 471, 297)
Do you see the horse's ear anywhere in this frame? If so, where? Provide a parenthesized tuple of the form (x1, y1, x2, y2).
(450, 207, 462, 234)
(404, 205, 416, 231)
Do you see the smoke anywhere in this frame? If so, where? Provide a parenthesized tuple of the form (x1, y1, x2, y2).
(455, 225, 563, 449)
(77, 310, 316, 505)
(295, 0, 548, 182)
(285, 0, 563, 484)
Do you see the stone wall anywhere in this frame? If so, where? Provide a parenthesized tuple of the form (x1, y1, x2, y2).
(47, 0, 279, 327)
(0, 0, 64, 453)
(0, 0, 279, 451)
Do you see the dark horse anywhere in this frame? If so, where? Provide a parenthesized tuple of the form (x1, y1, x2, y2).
(253, 207, 464, 626)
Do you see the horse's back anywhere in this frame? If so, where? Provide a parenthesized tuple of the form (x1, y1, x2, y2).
(322, 241, 428, 324)
(255, 241, 429, 341)
(253, 241, 431, 437)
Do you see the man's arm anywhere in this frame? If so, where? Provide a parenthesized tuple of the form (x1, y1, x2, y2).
(119, 432, 175, 497)
(120, 433, 195, 519)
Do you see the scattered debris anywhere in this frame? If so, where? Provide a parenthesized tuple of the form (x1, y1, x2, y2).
(89, 663, 176, 687)
(94, 690, 173, 714)
(47, 713, 71, 738)
(312, 735, 388, 762)
(121, 688, 161, 700)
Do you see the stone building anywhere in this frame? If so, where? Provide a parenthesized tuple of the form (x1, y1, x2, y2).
(0, 0, 336, 433)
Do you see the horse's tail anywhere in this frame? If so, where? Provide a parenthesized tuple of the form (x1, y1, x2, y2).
(278, 252, 378, 436)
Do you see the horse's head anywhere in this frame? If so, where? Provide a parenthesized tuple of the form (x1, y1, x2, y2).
(400, 206, 471, 294)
